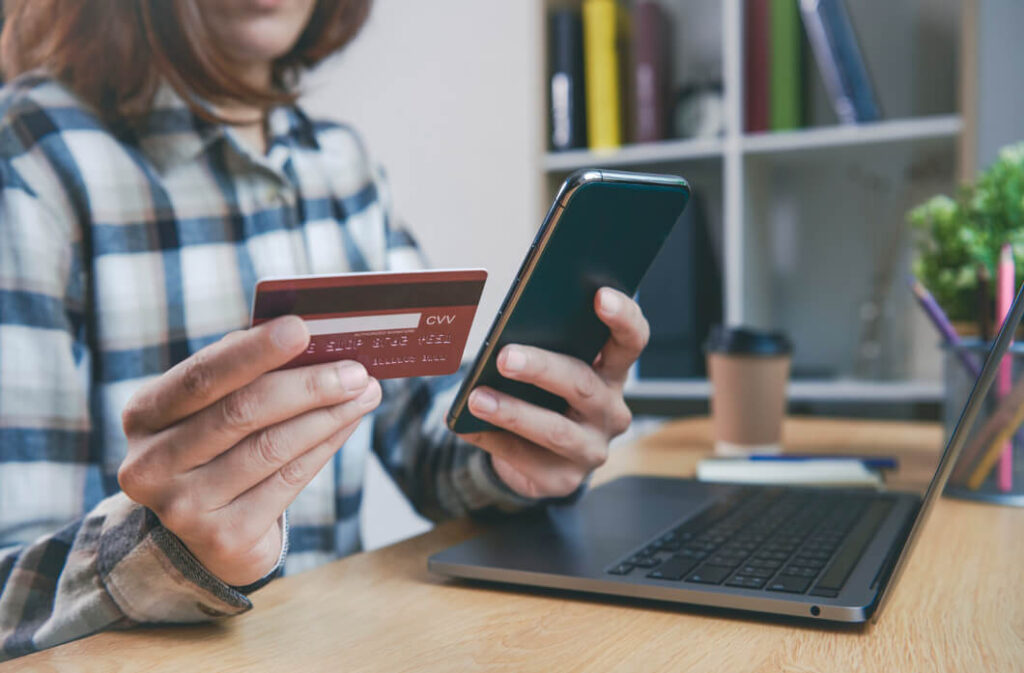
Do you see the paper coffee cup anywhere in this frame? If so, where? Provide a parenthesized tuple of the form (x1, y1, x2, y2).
(705, 326, 792, 456)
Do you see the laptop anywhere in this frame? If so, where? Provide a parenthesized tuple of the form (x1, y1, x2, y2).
(428, 284, 1024, 623)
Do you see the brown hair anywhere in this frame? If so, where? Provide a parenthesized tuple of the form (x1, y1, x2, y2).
(0, 0, 372, 125)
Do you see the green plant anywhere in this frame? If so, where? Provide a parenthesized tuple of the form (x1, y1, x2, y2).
(909, 142, 1024, 321)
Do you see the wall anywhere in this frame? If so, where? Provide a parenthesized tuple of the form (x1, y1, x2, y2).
(300, 0, 545, 549)
(974, 0, 1024, 170)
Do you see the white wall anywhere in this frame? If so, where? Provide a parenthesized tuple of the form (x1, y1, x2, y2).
(299, 0, 546, 549)
(303, 0, 545, 353)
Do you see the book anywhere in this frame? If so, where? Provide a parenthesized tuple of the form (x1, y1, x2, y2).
(696, 458, 883, 487)
(631, 1, 671, 143)
(582, 0, 623, 149)
(636, 193, 722, 378)
(769, 0, 802, 130)
(744, 0, 770, 133)
(818, 0, 879, 122)
(799, 0, 854, 123)
(799, 0, 879, 123)
(548, 9, 587, 151)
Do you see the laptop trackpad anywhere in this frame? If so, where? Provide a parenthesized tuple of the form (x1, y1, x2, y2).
(446, 476, 736, 577)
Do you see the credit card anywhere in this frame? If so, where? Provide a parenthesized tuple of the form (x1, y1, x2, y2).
(251, 269, 487, 378)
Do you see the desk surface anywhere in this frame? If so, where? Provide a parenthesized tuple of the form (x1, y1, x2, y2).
(14, 418, 1024, 672)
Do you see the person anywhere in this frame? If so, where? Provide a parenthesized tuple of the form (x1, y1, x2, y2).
(0, 0, 649, 660)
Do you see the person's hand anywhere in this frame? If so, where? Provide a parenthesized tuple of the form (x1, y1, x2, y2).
(117, 316, 381, 587)
(460, 287, 647, 499)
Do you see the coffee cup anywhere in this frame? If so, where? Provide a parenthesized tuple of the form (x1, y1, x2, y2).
(705, 326, 792, 455)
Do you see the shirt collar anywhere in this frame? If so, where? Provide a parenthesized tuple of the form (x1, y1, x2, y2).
(136, 82, 320, 174)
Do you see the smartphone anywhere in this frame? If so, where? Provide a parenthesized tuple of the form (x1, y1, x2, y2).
(447, 169, 690, 434)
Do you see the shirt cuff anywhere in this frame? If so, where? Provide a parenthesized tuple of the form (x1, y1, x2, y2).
(461, 442, 589, 515)
(94, 494, 262, 623)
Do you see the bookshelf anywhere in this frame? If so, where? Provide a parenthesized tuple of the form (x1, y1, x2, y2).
(541, 0, 964, 410)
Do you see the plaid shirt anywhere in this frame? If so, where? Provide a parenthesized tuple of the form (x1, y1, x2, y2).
(0, 74, 534, 661)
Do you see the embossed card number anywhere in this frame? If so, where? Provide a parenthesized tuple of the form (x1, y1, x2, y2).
(251, 269, 487, 379)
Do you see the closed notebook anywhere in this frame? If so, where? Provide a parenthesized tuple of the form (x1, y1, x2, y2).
(696, 458, 883, 487)
(583, 0, 623, 149)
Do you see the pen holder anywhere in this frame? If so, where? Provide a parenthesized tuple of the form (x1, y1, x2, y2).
(943, 340, 1024, 506)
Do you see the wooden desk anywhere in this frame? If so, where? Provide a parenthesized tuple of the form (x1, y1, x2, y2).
(13, 419, 1024, 672)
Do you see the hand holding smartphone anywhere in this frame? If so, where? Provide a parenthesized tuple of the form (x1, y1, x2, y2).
(448, 169, 690, 434)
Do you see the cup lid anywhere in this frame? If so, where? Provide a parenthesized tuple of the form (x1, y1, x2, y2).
(704, 325, 792, 356)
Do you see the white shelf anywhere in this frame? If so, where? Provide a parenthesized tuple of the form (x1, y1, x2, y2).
(542, 115, 961, 173)
(626, 379, 944, 403)
(742, 115, 963, 155)
(543, 136, 724, 172)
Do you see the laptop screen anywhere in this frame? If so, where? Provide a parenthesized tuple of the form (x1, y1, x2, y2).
(872, 280, 1024, 617)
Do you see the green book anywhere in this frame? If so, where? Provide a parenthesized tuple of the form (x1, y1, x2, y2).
(770, 0, 802, 130)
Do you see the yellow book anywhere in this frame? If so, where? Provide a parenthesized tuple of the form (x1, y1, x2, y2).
(582, 0, 622, 150)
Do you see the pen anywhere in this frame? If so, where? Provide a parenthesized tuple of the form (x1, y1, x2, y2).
(748, 455, 898, 470)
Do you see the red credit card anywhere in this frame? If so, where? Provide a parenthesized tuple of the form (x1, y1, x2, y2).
(251, 269, 487, 378)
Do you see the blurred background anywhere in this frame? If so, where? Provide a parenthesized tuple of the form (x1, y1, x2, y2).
(299, 0, 1023, 546)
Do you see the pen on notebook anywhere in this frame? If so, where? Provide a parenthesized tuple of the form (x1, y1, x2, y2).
(908, 275, 981, 379)
(748, 455, 898, 470)
(996, 243, 1014, 491)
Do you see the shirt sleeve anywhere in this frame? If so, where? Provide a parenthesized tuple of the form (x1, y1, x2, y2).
(369, 167, 540, 520)
(0, 156, 262, 662)
(0, 495, 257, 661)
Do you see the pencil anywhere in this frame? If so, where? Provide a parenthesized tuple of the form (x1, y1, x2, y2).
(950, 373, 1024, 484)
(967, 398, 1024, 489)
(996, 244, 1014, 491)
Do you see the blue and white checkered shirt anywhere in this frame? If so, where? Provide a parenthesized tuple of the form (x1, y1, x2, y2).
(0, 73, 533, 660)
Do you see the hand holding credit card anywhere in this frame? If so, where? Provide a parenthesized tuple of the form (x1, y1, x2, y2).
(251, 269, 487, 379)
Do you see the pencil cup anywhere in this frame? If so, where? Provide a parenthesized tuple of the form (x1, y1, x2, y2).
(944, 340, 1024, 507)
(705, 327, 792, 456)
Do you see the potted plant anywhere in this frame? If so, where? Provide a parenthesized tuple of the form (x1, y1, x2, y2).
(908, 142, 1024, 328)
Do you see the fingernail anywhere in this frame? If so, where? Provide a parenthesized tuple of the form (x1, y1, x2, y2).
(470, 389, 498, 414)
(503, 347, 526, 374)
(338, 362, 368, 392)
(359, 379, 380, 407)
(599, 290, 621, 316)
(271, 316, 308, 351)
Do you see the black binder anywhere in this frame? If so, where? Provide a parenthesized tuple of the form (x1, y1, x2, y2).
(636, 193, 722, 378)
(548, 9, 587, 151)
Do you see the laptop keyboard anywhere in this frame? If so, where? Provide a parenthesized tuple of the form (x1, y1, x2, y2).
(607, 488, 893, 597)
